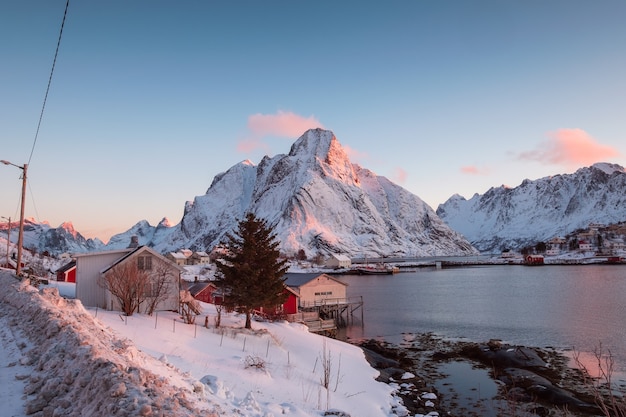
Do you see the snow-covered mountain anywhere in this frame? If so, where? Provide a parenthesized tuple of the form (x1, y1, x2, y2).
(148, 128, 477, 257)
(10, 218, 105, 255)
(436, 163, 626, 253)
(105, 218, 173, 251)
(7, 129, 476, 258)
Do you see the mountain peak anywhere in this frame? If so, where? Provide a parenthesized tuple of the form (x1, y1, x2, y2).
(288, 128, 357, 184)
(60, 222, 78, 237)
(589, 162, 624, 175)
(158, 217, 172, 228)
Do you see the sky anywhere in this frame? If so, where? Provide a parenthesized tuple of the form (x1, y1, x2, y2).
(1, 1, 625, 243)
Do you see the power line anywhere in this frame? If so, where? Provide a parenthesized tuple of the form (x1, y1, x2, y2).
(27, 0, 70, 166)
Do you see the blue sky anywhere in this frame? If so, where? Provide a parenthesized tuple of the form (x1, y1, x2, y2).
(1, 1, 625, 243)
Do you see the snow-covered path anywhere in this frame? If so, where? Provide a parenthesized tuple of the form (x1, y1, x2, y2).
(0, 294, 32, 417)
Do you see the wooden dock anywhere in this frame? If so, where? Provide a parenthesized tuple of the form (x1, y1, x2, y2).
(287, 296, 364, 336)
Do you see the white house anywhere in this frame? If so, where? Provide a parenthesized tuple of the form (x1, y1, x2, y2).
(283, 273, 348, 308)
(325, 254, 351, 269)
(189, 251, 211, 265)
(75, 246, 184, 313)
(166, 251, 189, 266)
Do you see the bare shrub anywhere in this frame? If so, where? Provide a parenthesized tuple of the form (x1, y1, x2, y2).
(99, 262, 149, 316)
(143, 260, 176, 315)
(574, 344, 626, 417)
(244, 355, 266, 370)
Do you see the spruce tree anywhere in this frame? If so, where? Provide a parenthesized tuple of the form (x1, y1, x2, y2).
(215, 213, 289, 329)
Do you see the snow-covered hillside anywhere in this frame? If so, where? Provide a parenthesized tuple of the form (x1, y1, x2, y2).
(436, 163, 626, 252)
(1, 271, 416, 417)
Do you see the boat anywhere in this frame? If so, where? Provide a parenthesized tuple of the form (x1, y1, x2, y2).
(356, 264, 400, 275)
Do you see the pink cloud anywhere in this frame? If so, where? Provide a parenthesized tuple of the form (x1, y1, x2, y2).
(236, 137, 270, 154)
(460, 165, 489, 175)
(248, 111, 324, 138)
(392, 167, 408, 184)
(518, 128, 620, 168)
(237, 111, 324, 153)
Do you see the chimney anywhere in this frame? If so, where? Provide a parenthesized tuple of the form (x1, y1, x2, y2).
(128, 235, 139, 248)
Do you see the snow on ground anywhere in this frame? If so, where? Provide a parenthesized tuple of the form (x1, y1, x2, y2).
(0, 270, 412, 417)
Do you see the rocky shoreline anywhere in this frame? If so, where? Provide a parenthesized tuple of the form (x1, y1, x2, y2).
(356, 333, 607, 417)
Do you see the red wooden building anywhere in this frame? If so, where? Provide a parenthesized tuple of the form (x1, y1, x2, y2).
(184, 281, 218, 304)
(56, 260, 76, 282)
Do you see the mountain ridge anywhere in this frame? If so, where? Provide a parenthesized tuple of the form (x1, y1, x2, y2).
(436, 162, 626, 252)
(9, 129, 478, 258)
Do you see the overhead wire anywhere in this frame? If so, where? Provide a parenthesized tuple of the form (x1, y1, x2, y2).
(27, 0, 70, 166)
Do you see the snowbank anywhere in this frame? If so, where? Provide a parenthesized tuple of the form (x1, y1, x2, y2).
(1, 271, 408, 416)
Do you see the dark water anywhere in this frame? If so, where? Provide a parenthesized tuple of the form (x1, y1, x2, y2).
(336, 264, 626, 379)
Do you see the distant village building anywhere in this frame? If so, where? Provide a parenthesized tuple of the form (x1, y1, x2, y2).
(545, 247, 560, 256)
(189, 251, 211, 265)
(166, 252, 188, 266)
(578, 240, 593, 251)
(166, 251, 211, 266)
(325, 254, 351, 269)
(500, 249, 516, 259)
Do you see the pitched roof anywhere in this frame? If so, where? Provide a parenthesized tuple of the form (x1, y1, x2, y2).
(283, 273, 348, 288)
(330, 254, 351, 262)
(183, 281, 216, 297)
(55, 260, 76, 273)
(101, 246, 186, 274)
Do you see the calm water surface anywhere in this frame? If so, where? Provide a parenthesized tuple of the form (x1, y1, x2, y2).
(336, 264, 626, 377)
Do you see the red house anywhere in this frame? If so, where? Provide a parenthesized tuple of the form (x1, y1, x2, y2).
(56, 260, 76, 283)
(184, 281, 218, 303)
(257, 286, 300, 318)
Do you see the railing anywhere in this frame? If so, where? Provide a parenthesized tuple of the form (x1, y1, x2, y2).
(286, 311, 319, 323)
(299, 296, 363, 308)
(302, 319, 336, 332)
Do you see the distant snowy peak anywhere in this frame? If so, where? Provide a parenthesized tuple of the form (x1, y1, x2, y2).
(59, 221, 78, 238)
(437, 162, 626, 252)
(585, 162, 624, 175)
(157, 217, 172, 228)
(17, 219, 105, 255)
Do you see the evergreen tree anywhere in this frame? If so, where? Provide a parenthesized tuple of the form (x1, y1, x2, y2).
(215, 213, 289, 329)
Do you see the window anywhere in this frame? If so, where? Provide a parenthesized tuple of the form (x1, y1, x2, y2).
(138, 256, 152, 271)
(143, 281, 157, 297)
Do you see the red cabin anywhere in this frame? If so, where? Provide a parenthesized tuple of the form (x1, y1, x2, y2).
(56, 260, 76, 282)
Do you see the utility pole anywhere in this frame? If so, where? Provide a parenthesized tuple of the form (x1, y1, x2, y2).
(1, 160, 27, 276)
(17, 164, 27, 276)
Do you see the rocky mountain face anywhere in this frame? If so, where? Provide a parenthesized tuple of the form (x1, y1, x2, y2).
(9, 129, 477, 258)
(16, 219, 105, 255)
(145, 128, 477, 258)
(436, 163, 626, 253)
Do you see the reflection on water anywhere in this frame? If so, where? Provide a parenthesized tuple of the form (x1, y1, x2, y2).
(336, 264, 626, 381)
(434, 361, 499, 416)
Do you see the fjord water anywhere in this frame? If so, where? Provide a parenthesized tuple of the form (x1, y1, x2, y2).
(337, 264, 626, 378)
